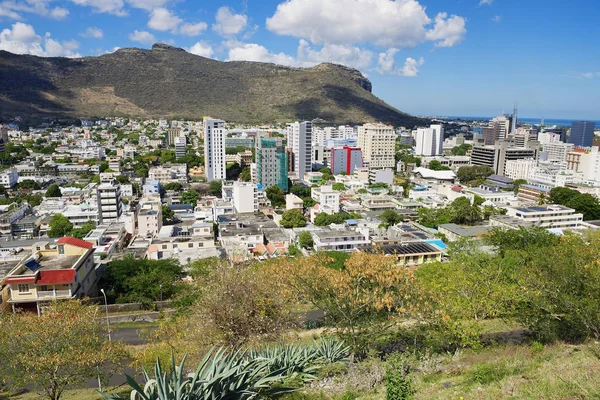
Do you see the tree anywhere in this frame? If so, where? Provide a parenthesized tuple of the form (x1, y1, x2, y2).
(181, 189, 199, 207)
(99, 162, 109, 173)
(290, 184, 311, 198)
(298, 230, 313, 249)
(512, 179, 527, 195)
(17, 179, 41, 190)
(162, 204, 175, 224)
(550, 186, 600, 220)
(302, 197, 316, 208)
(161, 150, 176, 163)
(0, 301, 126, 400)
(70, 220, 95, 239)
(266, 185, 285, 208)
(48, 214, 73, 237)
(428, 160, 451, 171)
(226, 162, 242, 180)
(451, 197, 481, 225)
(104, 255, 185, 305)
(163, 182, 183, 192)
(456, 165, 494, 185)
(332, 182, 346, 191)
(280, 209, 307, 228)
(209, 180, 222, 197)
(379, 209, 402, 226)
(314, 212, 331, 226)
(239, 167, 251, 182)
(45, 183, 62, 198)
(115, 175, 130, 184)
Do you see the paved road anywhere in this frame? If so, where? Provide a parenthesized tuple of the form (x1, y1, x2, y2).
(111, 326, 156, 345)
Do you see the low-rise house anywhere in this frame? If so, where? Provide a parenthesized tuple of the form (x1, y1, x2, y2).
(438, 223, 492, 242)
(411, 167, 457, 184)
(286, 194, 304, 211)
(1, 237, 96, 315)
(363, 242, 442, 266)
(312, 228, 369, 252)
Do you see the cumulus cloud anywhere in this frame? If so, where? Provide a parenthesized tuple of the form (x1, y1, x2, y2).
(212, 6, 247, 36)
(492, 15, 501, 22)
(0, 1, 69, 20)
(0, 6, 22, 19)
(0, 22, 80, 57)
(297, 39, 373, 70)
(226, 42, 296, 66)
(179, 22, 207, 36)
(126, 0, 169, 11)
(425, 12, 467, 47)
(80, 27, 103, 39)
(479, 0, 493, 5)
(129, 29, 155, 44)
(188, 41, 213, 58)
(148, 7, 181, 32)
(376, 48, 423, 76)
(70, 0, 126, 16)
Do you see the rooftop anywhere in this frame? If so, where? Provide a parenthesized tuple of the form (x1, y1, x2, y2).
(438, 223, 492, 238)
(364, 242, 441, 256)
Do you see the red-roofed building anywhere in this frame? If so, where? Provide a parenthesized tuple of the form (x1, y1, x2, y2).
(1, 237, 96, 315)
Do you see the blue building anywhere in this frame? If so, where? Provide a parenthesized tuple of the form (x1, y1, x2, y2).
(568, 121, 595, 147)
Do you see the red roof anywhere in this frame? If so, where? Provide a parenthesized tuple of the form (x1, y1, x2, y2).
(56, 236, 94, 250)
(36, 270, 76, 285)
(5, 277, 36, 284)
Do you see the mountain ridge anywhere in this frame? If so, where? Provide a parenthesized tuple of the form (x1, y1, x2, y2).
(0, 43, 423, 126)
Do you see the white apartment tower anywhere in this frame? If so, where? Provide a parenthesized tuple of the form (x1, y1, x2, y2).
(287, 121, 312, 179)
(415, 124, 444, 156)
(203, 118, 226, 182)
(357, 123, 396, 170)
(97, 174, 123, 224)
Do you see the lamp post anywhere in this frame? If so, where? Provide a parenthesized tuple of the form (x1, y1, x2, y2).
(159, 284, 163, 302)
(100, 289, 111, 342)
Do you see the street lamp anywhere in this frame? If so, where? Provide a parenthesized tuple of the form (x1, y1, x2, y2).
(100, 289, 111, 342)
(159, 284, 163, 302)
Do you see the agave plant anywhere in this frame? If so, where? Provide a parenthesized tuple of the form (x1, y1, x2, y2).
(99, 348, 295, 400)
(314, 337, 351, 364)
(248, 343, 321, 383)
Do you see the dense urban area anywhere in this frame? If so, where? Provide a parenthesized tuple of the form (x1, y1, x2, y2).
(0, 112, 599, 400)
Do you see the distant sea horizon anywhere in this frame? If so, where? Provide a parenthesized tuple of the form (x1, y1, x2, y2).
(437, 116, 600, 127)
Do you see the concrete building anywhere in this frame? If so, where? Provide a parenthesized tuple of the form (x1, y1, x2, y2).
(203, 118, 227, 182)
(256, 137, 288, 191)
(137, 208, 162, 238)
(471, 140, 537, 176)
(569, 121, 596, 147)
(287, 121, 312, 179)
(148, 163, 187, 183)
(504, 158, 537, 180)
(166, 127, 181, 146)
(517, 184, 550, 202)
(285, 194, 304, 210)
(2, 237, 96, 315)
(541, 142, 574, 163)
(0, 167, 18, 188)
(330, 146, 363, 175)
(566, 147, 600, 184)
(174, 136, 187, 160)
(225, 181, 258, 214)
(358, 123, 395, 170)
(97, 174, 122, 224)
(311, 185, 340, 215)
(414, 124, 443, 156)
(312, 229, 369, 252)
(498, 204, 584, 229)
(363, 242, 442, 266)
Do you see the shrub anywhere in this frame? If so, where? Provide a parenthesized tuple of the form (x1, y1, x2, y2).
(385, 353, 415, 400)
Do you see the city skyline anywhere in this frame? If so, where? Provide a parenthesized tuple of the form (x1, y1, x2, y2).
(0, 0, 599, 120)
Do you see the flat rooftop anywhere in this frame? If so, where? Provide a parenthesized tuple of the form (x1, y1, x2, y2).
(364, 242, 441, 255)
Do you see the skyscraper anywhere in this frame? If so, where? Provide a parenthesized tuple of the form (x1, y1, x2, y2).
(256, 137, 288, 191)
(97, 174, 122, 224)
(287, 121, 312, 179)
(203, 118, 226, 182)
(357, 123, 395, 170)
(414, 124, 444, 156)
(569, 121, 596, 147)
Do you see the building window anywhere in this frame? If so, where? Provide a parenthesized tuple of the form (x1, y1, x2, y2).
(162, 245, 167, 250)
(18, 284, 30, 293)
(58, 245, 64, 255)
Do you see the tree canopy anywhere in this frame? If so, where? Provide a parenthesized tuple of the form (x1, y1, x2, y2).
(48, 214, 74, 237)
(456, 165, 494, 185)
(280, 209, 307, 228)
(266, 185, 286, 208)
(45, 183, 62, 198)
(549, 187, 600, 220)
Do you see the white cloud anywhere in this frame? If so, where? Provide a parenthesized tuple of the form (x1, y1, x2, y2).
(479, 0, 493, 5)
(0, 1, 69, 20)
(70, 0, 126, 16)
(227, 42, 297, 66)
(212, 6, 247, 36)
(80, 27, 103, 39)
(492, 15, 501, 22)
(425, 12, 466, 47)
(188, 41, 213, 58)
(581, 72, 595, 78)
(129, 29, 155, 44)
(0, 22, 80, 57)
(376, 48, 423, 76)
(125, 0, 169, 11)
(297, 39, 373, 70)
(0, 6, 22, 19)
(179, 22, 207, 36)
(148, 7, 181, 32)
(49, 6, 69, 19)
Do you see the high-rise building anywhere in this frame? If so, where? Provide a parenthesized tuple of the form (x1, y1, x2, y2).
(331, 146, 363, 175)
(471, 140, 538, 176)
(287, 121, 312, 179)
(256, 137, 289, 191)
(97, 174, 122, 224)
(203, 118, 226, 182)
(491, 114, 513, 140)
(166, 127, 181, 146)
(414, 124, 443, 156)
(174, 136, 187, 160)
(357, 123, 395, 170)
(569, 121, 596, 147)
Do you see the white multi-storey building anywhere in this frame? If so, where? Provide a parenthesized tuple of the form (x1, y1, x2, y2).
(97, 175, 122, 224)
(528, 165, 583, 188)
(287, 121, 312, 179)
(232, 182, 258, 214)
(203, 118, 226, 182)
(415, 124, 444, 156)
(501, 204, 584, 229)
(0, 167, 18, 188)
(504, 158, 537, 180)
(541, 142, 574, 163)
(357, 123, 395, 170)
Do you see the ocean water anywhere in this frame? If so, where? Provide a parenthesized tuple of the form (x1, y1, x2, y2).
(444, 116, 600, 127)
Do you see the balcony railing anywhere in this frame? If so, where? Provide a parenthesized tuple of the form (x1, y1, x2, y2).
(37, 290, 71, 299)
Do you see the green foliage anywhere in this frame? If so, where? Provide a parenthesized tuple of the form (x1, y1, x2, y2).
(104, 255, 185, 305)
(45, 183, 62, 198)
(162, 204, 175, 224)
(281, 209, 307, 228)
(450, 143, 472, 156)
(161, 150, 176, 163)
(427, 160, 451, 171)
(396, 150, 421, 167)
(287, 244, 302, 256)
(48, 213, 73, 237)
(115, 175, 130, 184)
(225, 145, 250, 155)
(456, 165, 494, 185)
(163, 182, 183, 192)
(99, 162, 109, 173)
(290, 185, 311, 198)
(385, 353, 414, 400)
(298, 231, 314, 249)
(379, 209, 402, 227)
(332, 183, 346, 191)
(181, 189, 199, 207)
(549, 186, 600, 220)
(209, 180, 222, 197)
(70, 220, 95, 239)
(267, 185, 286, 208)
(418, 197, 481, 228)
(302, 197, 316, 208)
(313, 212, 354, 226)
(513, 178, 527, 194)
(240, 167, 251, 182)
(17, 179, 40, 190)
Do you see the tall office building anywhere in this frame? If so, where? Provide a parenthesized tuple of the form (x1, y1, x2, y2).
(203, 118, 226, 182)
(256, 137, 289, 191)
(357, 123, 395, 170)
(471, 139, 538, 176)
(414, 124, 443, 156)
(287, 121, 312, 179)
(97, 175, 122, 224)
(491, 114, 513, 140)
(569, 121, 596, 147)
(166, 127, 181, 146)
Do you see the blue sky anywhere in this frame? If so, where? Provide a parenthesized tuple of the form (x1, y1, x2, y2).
(1, 0, 599, 119)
